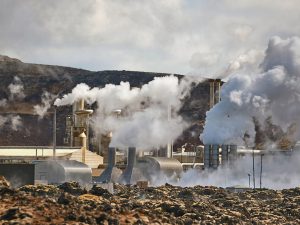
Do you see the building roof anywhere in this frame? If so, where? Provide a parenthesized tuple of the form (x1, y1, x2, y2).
(0, 146, 80, 159)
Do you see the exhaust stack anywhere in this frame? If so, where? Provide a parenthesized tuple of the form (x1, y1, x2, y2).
(95, 147, 122, 183)
(119, 147, 144, 184)
(209, 79, 221, 109)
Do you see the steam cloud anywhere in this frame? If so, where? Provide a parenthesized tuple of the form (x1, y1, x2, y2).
(0, 99, 7, 107)
(55, 76, 196, 150)
(0, 115, 23, 131)
(34, 91, 56, 119)
(201, 36, 300, 146)
(8, 76, 25, 101)
(152, 152, 300, 189)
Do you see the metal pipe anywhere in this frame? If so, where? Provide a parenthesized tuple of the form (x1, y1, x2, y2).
(248, 173, 251, 188)
(108, 147, 116, 167)
(119, 147, 137, 184)
(167, 105, 173, 158)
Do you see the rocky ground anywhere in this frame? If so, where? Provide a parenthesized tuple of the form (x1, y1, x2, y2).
(1, 176, 300, 224)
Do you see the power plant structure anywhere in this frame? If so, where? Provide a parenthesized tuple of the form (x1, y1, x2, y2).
(209, 79, 221, 109)
(1, 78, 299, 189)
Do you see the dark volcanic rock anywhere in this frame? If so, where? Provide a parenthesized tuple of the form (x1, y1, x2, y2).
(58, 182, 87, 195)
(2, 183, 300, 224)
(90, 185, 113, 198)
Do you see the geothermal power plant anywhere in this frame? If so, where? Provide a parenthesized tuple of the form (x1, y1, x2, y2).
(1, 77, 299, 189)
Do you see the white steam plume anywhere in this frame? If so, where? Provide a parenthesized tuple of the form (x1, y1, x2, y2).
(10, 115, 22, 131)
(55, 75, 197, 150)
(8, 76, 25, 100)
(200, 36, 300, 146)
(0, 115, 23, 131)
(34, 91, 56, 119)
(152, 152, 300, 189)
(0, 115, 8, 128)
(0, 99, 7, 107)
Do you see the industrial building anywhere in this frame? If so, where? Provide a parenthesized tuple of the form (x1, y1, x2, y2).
(2, 78, 297, 188)
(0, 79, 224, 187)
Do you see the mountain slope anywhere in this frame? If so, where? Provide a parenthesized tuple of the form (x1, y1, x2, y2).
(0, 55, 210, 148)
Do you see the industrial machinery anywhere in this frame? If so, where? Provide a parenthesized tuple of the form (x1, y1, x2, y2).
(95, 146, 184, 185)
(136, 156, 183, 183)
(34, 160, 92, 185)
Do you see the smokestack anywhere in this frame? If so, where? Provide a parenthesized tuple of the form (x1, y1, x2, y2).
(119, 147, 137, 184)
(209, 79, 215, 109)
(78, 99, 85, 111)
(53, 107, 57, 159)
(108, 147, 117, 167)
(95, 147, 122, 183)
(214, 79, 221, 104)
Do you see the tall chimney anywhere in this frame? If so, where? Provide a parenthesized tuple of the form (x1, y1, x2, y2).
(214, 79, 221, 104)
(209, 79, 215, 109)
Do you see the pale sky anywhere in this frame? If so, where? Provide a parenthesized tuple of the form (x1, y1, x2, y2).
(0, 0, 300, 75)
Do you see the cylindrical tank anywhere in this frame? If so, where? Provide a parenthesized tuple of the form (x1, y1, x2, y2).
(34, 160, 92, 185)
(137, 156, 183, 183)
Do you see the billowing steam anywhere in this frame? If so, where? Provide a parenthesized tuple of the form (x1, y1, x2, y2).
(34, 91, 56, 119)
(0, 115, 8, 128)
(8, 76, 25, 100)
(152, 152, 300, 189)
(0, 99, 7, 107)
(10, 115, 22, 131)
(55, 75, 196, 150)
(0, 115, 23, 131)
(201, 36, 300, 146)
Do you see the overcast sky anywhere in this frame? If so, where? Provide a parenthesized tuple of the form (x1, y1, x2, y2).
(0, 0, 300, 75)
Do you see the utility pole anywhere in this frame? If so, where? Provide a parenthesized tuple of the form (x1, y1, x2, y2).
(260, 154, 264, 189)
(248, 173, 251, 188)
(252, 149, 255, 189)
(53, 106, 57, 160)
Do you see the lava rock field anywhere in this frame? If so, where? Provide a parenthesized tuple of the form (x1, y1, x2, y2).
(1, 177, 300, 224)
